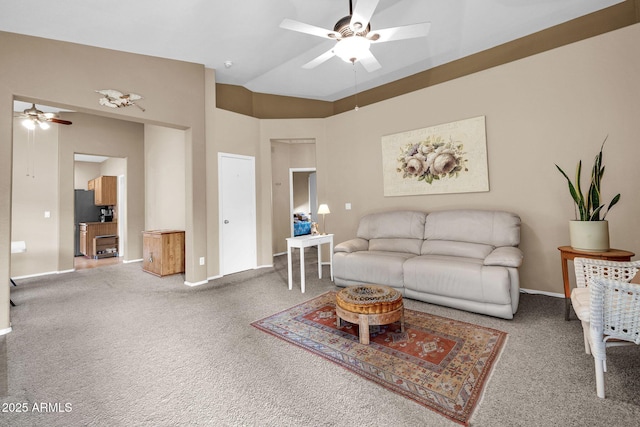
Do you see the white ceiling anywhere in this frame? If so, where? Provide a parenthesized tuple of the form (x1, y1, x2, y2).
(0, 0, 624, 102)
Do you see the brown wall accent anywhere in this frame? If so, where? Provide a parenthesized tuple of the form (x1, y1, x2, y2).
(216, 0, 640, 118)
(216, 84, 333, 118)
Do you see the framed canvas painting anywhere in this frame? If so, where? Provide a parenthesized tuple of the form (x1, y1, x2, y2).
(381, 116, 489, 197)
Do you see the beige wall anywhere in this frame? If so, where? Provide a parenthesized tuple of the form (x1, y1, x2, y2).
(145, 125, 186, 231)
(74, 162, 101, 190)
(11, 122, 60, 277)
(100, 157, 126, 178)
(315, 23, 640, 295)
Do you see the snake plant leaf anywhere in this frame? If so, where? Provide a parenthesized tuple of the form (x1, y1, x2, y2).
(555, 136, 620, 222)
(603, 193, 621, 220)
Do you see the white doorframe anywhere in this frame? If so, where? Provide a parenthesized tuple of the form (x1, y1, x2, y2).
(289, 167, 316, 237)
(218, 152, 257, 276)
(117, 174, 125, 258)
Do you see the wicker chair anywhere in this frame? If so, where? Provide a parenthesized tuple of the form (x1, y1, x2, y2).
(588, 277, 640, 398)
(571, 258, 640, 398)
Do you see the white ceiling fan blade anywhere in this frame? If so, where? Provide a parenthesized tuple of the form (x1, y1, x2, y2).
(350, 0, 379, 32)
(358, 49, 381, 72)
(303, 48, 337, 69)
(369, 22, 431, 43)
(280, 18, 340, 39)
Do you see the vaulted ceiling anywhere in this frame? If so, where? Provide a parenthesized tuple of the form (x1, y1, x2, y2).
(0, 0, 626, 102)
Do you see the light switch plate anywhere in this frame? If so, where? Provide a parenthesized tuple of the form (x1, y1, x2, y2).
(44, 211, 51, 218)
(199, 257, 205, 266)
(345, 203, 352, 210)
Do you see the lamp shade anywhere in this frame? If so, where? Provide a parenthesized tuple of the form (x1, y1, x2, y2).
(317, 204, 330, 215)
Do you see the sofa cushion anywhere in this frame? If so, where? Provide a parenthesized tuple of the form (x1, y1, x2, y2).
(370, 238, 423, 255)
(424, 209, 521, 247)
(484, 246, 524, 268)
(421, 240, 494, 259)
(403, 255, 512, 305)
(357, 211, 427, 240)
(333, 251, 416, 288)
(334, 238, 369, 253)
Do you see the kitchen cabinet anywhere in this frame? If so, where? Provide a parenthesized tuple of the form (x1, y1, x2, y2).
(88, 176, 117, 206)
(142, 230, 185, 277)
(79, 222, 118, 258)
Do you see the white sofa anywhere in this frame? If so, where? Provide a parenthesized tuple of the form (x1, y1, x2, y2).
(333, 209, 524, 319)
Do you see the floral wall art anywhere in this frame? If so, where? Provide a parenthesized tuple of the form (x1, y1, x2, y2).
(381, 116, 489, 196)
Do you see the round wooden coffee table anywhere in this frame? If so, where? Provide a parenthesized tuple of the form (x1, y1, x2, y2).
(335, 285, 404, 345)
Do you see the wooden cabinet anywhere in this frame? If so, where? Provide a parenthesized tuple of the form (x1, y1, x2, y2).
(93, 235, 119, 259)
(79, 222, 118, 258)
(88, 176, 117, 206)
(142, 230, 185, 277)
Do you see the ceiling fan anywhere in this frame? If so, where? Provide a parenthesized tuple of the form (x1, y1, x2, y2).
(16, 103, 72, 130)
(280, 0, 431, 72)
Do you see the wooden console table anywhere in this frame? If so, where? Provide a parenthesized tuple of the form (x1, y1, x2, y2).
(286, 234, 334, 293)
(558, 246, 635, 320)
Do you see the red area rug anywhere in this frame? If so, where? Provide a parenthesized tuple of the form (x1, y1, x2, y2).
(252, 291, 507, 426)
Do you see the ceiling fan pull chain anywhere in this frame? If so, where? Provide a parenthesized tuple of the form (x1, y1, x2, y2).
(27, 128, 36, 178)
(353, 62, 359, 111)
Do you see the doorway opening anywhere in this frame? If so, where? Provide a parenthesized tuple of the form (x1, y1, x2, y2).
(73, 154, 126, 270)
(270, 138, 316, 256)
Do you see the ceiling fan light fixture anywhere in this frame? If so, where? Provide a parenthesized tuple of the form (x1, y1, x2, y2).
(38, 120, 50, 130)
(333, 36, 371, 63)
(21, 118, 35, 130)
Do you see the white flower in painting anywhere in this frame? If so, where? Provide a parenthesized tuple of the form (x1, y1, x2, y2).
(405, 157, 425, 176)
(397, 136, 467, 184)
(432, 153, 457, 174)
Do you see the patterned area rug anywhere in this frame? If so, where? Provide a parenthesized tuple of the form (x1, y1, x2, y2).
(252, 292, 507, 426)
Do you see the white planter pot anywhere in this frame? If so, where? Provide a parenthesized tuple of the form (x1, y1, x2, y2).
(569, 220, 610, 252)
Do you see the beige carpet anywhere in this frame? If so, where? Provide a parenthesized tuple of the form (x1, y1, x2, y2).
(2, 250, 640, 426)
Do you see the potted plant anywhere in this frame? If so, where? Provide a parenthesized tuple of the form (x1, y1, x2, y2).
(555, 137, 620, 252)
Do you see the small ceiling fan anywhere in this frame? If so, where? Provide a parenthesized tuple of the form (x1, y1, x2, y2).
(280, 0, 431, 72)
(16, 103, 72, 130)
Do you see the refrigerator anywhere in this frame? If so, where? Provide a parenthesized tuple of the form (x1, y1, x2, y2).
(74, 190, 103, 256)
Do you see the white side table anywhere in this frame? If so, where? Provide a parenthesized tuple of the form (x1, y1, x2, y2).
(286, 234, 334, 293)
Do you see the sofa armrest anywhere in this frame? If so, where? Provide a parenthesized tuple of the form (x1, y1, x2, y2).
(334, 238, 369, 253)
(484, 246, 524, 268)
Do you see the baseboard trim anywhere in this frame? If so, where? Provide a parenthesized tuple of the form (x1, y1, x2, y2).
(273, 252, 286, 257)
(0, 326, 12, 336)
(184, 279, 209, 287)
(520, 288, 564, 298)
(123, 258, 143, 264)
(11, 269, 72, 280)
(256, 264, 273, 269)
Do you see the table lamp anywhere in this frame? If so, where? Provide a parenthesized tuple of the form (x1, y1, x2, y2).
(317, 204, 331, 235)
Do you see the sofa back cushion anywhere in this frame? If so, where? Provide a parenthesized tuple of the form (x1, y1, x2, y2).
(421, 240, 494, 259)
(357, 211, 427, 240)
(424, 209, 521, 247)
(369, 238, 423, 255)
(356, 211, 427, 255)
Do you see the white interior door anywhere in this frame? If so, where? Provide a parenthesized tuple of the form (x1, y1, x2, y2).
(219, 153, 257, 275)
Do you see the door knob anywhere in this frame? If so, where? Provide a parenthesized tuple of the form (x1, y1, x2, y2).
(224, 220, 229, 224)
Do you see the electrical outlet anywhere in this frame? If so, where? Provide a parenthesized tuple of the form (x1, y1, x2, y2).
(345, 203, 352, 210)
(44, 211, 51, 218)
(199, 257, 205, 266)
